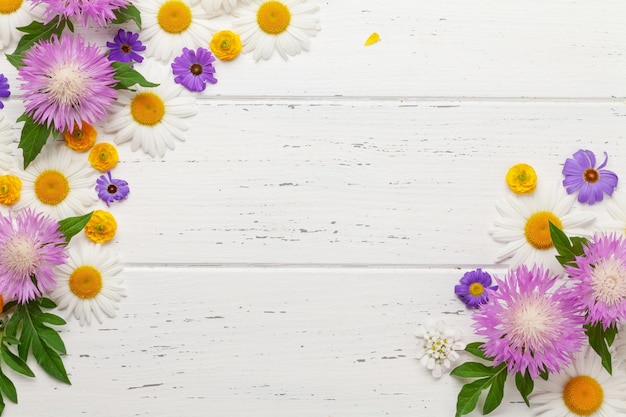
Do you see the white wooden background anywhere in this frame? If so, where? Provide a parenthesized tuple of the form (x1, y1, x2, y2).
(1, 1, 626, 415)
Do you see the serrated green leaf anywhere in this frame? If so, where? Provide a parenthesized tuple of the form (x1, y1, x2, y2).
(483, 368, 507, 414)
(0, 368, 17, 404)
(515, 371, 534, 407)
(111, 61, 159, 89)
(1, 345, 35, 378)
(30, 335, 70, 385)
(9, 17, 66, 68)
(586, 322, 612, 375)
(17, 113, 55, 169)
(450, 361, 497, 378)
(111, 4, 142, 29)
(455, 377, 492, 417)
(464, 341, 489, 360)
(58, 212, 93, 244)
(40, 298, 57, 309)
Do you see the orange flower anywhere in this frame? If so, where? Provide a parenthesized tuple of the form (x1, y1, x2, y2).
(64, 122, 97, 152)
(89, 143, 119, 171)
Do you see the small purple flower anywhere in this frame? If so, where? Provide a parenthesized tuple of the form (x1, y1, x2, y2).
(562, 149, 618, 205)
(171, 47, 217, 92)
(96, 171, 129, 206)
(0, 74, 10, 109)
(106, 29, 146, 64)
(454, 268, 497, 308)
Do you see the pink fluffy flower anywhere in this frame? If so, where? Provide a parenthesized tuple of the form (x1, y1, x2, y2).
(566, 233, 626, 329)
(18, 34, 117, 133)
(472, 265, 585, 379)
(0, 209, 68, 304)
(34, 0, 129, 27)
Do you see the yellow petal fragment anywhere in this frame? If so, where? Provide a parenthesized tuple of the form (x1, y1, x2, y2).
(364, 32, 380, 46)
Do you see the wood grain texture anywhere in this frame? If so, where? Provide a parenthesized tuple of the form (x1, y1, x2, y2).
(0, 1, 625, 416)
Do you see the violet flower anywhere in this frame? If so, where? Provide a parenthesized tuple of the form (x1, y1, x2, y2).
(171, 47, 217, 92)
(454, 268, 497, 309)
(96, 171, 129, 206)
(0, 74, 9, 109)
(106, 29, 146, 64)
(562, 149, 618, 205)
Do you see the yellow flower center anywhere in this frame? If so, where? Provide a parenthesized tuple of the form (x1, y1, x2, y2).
(583, 168, 599, 184)
(34, 170, 69, 205)
(130, 92, 165, 126)
(0, 174, 22, 206)
(257, 1, 291, 34)
(157, 0, 192, 34)
(469, 282, 484, 296)
(69, 266, 103, 299)
(0, 0, 22, 14)
(524, 211, 562, 250)
(563, 375, 604, 416)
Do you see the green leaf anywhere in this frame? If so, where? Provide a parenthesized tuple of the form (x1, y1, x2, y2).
(38, 313, 66, 326)
(570, 237, 588, 257)
(538, 367, 549, 381)
(0, 369, 17, 404)
(111, 4, 142, 29)
(17, 314, 33, 361)
(8, 17, 66, 69)
(111, 61, 159, 90)
(58, 212, 93, 244)
(17, 113, 55, 169)
(483, 368, 507, 415)
(454, 377, 492, 417)
(586, 322, 612, 374)
(30, 335, 71, 385)
(4, 307, 22, 339)
(40, 298, 57, 309)
(464, 342, 489, 360)
(2, 336, 19, 346)
(4, 53, 23, 68)
(549, 222, 577, 267)
(450, 361, 497, 378)
(1, 345, 35, 378)
(605, 324, 618, 347)
(0, 391, 5, 415)
(35, 326, 66, 355)
(515, 370, 534, 407)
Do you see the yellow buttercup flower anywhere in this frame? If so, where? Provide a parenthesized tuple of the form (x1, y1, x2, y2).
(210, 30, 242, 61)
(506, 163, 537, 194)
(64, 122, 97, 152)
(89, 143, 119, 172)
(0, 174, 22, 206)
(84, 210, 117, 243)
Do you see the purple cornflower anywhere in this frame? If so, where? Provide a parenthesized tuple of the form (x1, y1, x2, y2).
(562, 149, 618, 205)
(33, 0, 129, 27)
(0, 74, 9, 109)
(106, 29, 146, 64)
(472, 265, 585, 379)
(565, 233, 626, 329)
(18, 34, 117, 133)
(0, 209, 68, 304)
(454, 268, 497, 309)
(96, 171, 129, 206)
(171, 47, 218, 92)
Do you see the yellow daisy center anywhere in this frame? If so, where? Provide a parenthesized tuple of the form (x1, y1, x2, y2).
(469, 282, 484, 296)
(524, 211, 562, 250)
(583, 168, 599, 184)
(257, 1, 291, 34)
(0, 0, 22, 14)
(157, 0, 192, 34)
(131, 92, 165, 126)
(69, 266, 103, 299)
(34, 170, 70, 205)
(563, 375, 604, 416)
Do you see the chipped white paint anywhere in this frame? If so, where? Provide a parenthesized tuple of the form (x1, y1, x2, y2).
(1, 1, 625, 416)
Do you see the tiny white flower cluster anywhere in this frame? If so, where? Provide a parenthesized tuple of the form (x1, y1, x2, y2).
(415, 321, 465, 378)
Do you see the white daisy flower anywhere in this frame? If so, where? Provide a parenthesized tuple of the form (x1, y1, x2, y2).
(232, 0, 320, 61)
(51, 239, 126, 326)
(201, 0, 249, 14)
(11, 141, 96, 219)
(612, 327, 626, 372)
(0, 0, 42, 51)
(603, 189, 626, 237)
(138, 0, 214, 62)
(415, 320, 464, 378)
(105, 59, 197, 157)
(489, 181, 595, 273)
(0, 114, 16, 171)
(530, 346, 626, 417)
